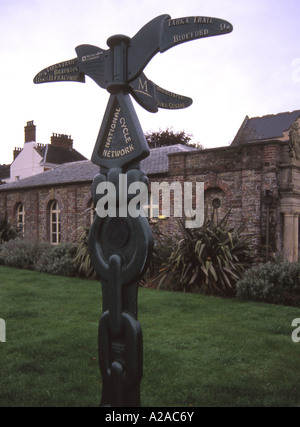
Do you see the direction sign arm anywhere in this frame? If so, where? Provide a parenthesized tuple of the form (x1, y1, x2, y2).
(130, 72, 192, 113)
(33, 58, 85, 84)
(75, 45, 111, 89)
(127, 14, 170, 83)
(127, 15, 232, 83)
(159, 16, 233, 53)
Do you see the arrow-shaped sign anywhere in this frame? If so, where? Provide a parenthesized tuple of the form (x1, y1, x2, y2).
(33, 58, 85, 84)
(34, 58, 192, 114)
(160, 15, 233, 52)
(127, 14, 233, 82)
(75, 44, 111, 89)
(34, 14, 233, 115)
(130, 73, 193, 113)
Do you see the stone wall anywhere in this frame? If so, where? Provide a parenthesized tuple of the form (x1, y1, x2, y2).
(0, 139, 294, 258)
(167, 140, 286, 254)
(0, 183, 93, 243)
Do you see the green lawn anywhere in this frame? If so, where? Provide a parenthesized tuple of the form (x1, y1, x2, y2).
(0, 266, 299, 407)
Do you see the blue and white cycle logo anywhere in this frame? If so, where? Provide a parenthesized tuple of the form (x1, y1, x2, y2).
(0, 318, 6, 343)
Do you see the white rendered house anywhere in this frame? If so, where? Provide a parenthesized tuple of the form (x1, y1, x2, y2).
(8, 121, 86, 183)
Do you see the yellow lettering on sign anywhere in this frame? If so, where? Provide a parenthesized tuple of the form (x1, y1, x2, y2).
(156, 86, 184, 100)
(134, 77, 153, 99)
(138, 78, 148, 93)
(119, 117, 132, 144)
(104, 108, 121, 149)
(168, 102, 185, 109)
(193, 17, 214, 24)
(102, 144, 135, 158)
(168, 18, 190, 27)
(173, 29, 209, 43)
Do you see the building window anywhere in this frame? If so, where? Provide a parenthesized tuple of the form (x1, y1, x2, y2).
(143, 192, 160, 222)
(50, 200, 61, 244)
(16, 203, 25, 234)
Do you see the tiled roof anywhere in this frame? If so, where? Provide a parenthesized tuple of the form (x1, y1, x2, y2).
(0, 165, 10, 181)
(231, 110, 300, 146)
(34, 145, 47, 158)
(141, 143, 196, 174)
(43, 145, 87, 164)
(0, 144, 195, 191)
(0, 160, 98, 191)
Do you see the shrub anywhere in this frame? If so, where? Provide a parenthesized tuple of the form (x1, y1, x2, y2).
(0, 215, 19, 244)
(72, 227, 96, 279)
(236, 261, 300, 307)
(158, 210, 258, 296)
(35, 243, 76, 277)
(141, 221, 175, 287)
(0, 238, 41, 270)
(0, 238, 76, 277)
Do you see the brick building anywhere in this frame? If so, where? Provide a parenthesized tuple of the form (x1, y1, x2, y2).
(0, 144, 195, 244)
(1, 110, 300, 261)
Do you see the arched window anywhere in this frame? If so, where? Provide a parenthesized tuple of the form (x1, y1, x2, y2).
(50, 200, 61, 244)
(204, 188, 228, 223)
(16, 203, 25, 234)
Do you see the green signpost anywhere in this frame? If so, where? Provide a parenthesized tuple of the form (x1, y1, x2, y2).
(34, 14, 233, 407)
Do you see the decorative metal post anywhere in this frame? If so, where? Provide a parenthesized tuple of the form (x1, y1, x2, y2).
(34, 14, 233, 407)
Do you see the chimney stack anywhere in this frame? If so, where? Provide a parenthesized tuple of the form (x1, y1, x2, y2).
(24, 120, 36, 143)
(13, 147, 23, 160)
(50, 133, 73, 150)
